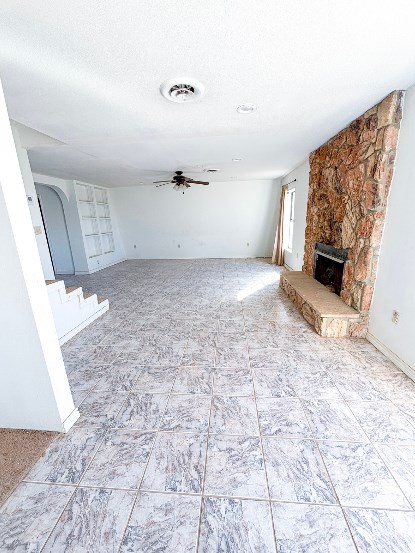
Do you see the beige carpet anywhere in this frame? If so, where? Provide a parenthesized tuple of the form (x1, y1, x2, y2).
(0, 428, 58, 505)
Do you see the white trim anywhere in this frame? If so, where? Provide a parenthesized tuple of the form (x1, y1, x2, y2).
(283, 263, 293, 271)
(61, 407, 80, 432)
(75, 257, 126, 275)
(58, 302, 109, 345)
(366, 332, 415, 382)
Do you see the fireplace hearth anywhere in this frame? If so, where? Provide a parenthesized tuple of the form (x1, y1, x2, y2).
(313, 243, 348, 296)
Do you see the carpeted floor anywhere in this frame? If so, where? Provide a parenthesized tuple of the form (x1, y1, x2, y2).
(0, 428, 57, 505)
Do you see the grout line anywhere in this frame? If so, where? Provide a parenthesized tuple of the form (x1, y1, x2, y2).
(194, 358, 215, 552)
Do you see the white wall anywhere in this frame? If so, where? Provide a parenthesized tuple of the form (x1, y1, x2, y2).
(0, 79, 77, 432)
(36, 184, 75, 274)
(368, 84, 415, 375)
(112, 179, 280, 259)
(281, 159, 309, 271)
(11, 124, 55, 280)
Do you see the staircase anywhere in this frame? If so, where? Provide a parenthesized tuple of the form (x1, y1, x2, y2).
(45, 280, 109, 345)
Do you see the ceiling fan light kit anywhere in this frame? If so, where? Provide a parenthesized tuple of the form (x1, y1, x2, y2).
(154, 171, 209, 193)
(160, 77, 205, 103)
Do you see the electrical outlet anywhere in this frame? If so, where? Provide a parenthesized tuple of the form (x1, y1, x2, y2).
(392, 310, 399, 324)
(33, 225, 43, 235)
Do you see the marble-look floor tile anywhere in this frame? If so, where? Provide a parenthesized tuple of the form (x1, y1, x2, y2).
(173, 367, 213, 394)
(42, 487, 135, 553)
(134, 368, 178, 393)
(345, 508, 415, 553)
(141, 432, 207, 493)
(25, 428, 106, 484)
(198, 497, 276, 553)
(348, 401, 415, 443)
(181, 346, 216, 367)
(114, 392, 169, 430)
(120, 492, 201, 553)
(80, 430, 156, 489)
(217, 319, 245, 333)
(253, 369, 297, 398)
(375, 444, 415, 508)
(319, 441, 411, 509)
(215, 332, 247, 348)
(160, 394, 211, 433)
(67, 364, 110, 393)
(0, 483, 74, 552)
(332, 371, 389, 401)
(373, 373, 415, 402)
(215, 346, 250, 368)
(263, 438, 336, 503)
(271, 502, 356, 552)
(291, 370, 342, 399)
(257, 398, 312, 438)
(393, 402, 415, 427)
(204, 435, 267, 499)
(213, 368, 254, 396)
(76, 390, 128, 427)
(301, 399, 369, 441)
(94, 366, 141, 391)
(210, 396, 259, 435)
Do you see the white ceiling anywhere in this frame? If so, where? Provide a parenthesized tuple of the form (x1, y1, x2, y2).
(1, 1, 415, 187)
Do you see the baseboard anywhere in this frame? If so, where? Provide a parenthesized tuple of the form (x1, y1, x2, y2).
(75, 258, 126, 275)
(58, 302, 109, 345)
(283, 263, 293, 271)
(61, 407, 80, 432)
(366, 332, 415, 382)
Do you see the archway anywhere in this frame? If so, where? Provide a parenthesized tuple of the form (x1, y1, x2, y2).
(35, 184, 75, 274)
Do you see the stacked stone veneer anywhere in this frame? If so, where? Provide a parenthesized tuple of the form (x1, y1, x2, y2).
(302, 91, 403, 337)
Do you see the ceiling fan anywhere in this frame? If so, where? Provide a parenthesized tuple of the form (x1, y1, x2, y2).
(154, 171, 209, 193)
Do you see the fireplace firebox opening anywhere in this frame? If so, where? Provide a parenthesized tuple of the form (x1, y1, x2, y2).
(313, 243, 349, 296)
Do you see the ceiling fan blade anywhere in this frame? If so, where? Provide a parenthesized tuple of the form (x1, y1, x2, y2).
(156, 183, 169, 187)
(189, 180, 210, 185)
(153, 180, 171, 183)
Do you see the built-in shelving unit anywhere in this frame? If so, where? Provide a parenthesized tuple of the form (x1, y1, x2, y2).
(75, 183, 115, 262)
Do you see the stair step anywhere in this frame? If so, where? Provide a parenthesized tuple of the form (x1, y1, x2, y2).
(65, 286, 79, 294)
(45, 279, 62, 286)
(83, 291, 95, 300)
(97, 295, 107, 304)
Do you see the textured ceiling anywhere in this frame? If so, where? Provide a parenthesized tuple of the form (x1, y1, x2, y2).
(1, 1, 415, 187)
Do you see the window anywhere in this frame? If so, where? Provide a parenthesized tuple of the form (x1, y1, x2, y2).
(284, 188, 296, 251)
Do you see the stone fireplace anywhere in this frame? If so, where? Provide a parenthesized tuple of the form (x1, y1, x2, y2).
(313, 243, 348, 296)
(281, 90, 403, 337)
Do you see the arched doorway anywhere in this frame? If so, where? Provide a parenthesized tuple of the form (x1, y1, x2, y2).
(35, 184, 75, 274)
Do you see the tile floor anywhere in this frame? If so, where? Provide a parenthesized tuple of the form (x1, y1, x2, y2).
(2, 259, 415, 552)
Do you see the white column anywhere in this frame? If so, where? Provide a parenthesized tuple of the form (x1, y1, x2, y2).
(0, 79, 78, 432)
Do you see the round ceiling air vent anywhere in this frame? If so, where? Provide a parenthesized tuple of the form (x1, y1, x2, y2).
(160, 77, 205, 103)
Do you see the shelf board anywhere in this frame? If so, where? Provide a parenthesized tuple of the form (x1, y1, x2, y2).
(100, 231, 113, 235)
(78, 199, 94, 204)
(82, 216, 97, 220)
(96, 201, 109, 206)
(85, 233, 100, 237)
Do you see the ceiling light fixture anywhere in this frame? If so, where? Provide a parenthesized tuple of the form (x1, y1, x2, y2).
(232, 158, 242, 162)
(160, 77, 204, 103)
(236, 104, 257, 114)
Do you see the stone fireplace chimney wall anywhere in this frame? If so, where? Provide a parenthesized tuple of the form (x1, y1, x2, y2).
(303, 91, 403, 336)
